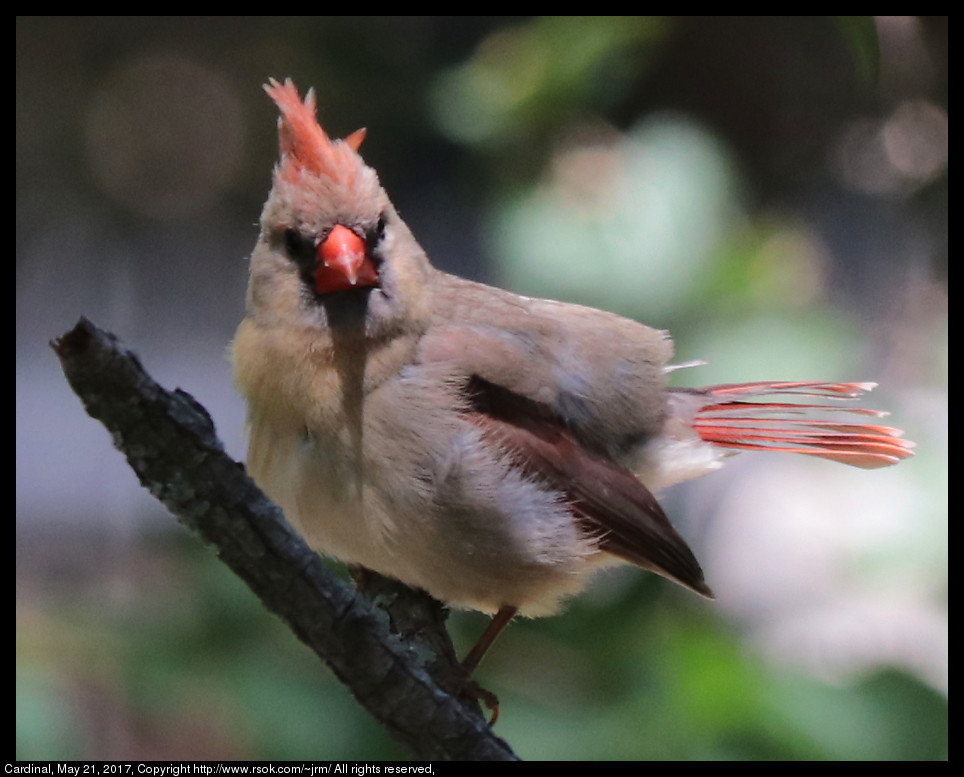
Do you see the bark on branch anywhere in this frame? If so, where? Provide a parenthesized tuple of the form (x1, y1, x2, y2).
(52, 317, 518, 762)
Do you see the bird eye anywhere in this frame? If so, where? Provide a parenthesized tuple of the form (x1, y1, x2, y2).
(282, 228, 316, 265)
(283, 228, 305, 258)
(366, 214, 388, 257)
(280, 228, 318, 288)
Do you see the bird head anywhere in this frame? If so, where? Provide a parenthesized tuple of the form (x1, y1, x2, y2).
(246, 78, 432, 338)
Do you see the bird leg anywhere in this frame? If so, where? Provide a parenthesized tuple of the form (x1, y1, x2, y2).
(462, 605, 518, 676)
(351, 566, 516, 724)
(457, 605, 518, 724)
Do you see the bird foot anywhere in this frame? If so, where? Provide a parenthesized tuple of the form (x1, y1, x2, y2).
(460, 679, 501, 725)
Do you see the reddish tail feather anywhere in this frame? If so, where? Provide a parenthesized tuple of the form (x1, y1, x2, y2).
(692, 382, 915, 468)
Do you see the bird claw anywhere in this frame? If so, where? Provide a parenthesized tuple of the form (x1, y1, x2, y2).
(460, 678, 501, 726)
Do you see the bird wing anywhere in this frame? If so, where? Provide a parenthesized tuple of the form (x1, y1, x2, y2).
(416, 323, 712, 598)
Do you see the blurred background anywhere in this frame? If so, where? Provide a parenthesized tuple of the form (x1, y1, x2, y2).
(17, 17, 946, 761)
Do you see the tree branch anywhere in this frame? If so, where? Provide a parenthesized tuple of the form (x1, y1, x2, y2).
(52, 317, 519, 762)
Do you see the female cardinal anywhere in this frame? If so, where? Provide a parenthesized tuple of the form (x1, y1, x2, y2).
(232, 78, 913, 674)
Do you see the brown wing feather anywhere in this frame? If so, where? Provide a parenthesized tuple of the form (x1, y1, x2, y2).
(466, 377, 713, 598)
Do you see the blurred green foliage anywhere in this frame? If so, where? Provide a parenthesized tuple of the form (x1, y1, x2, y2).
(17, 537, 947, 760)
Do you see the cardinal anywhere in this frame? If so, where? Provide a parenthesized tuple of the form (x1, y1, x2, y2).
(232, 78, 913, 682)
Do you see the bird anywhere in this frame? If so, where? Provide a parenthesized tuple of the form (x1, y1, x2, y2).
(231, 78, 914, 682)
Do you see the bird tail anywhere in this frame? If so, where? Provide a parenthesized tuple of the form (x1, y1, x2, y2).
(690, 382, 915, 468)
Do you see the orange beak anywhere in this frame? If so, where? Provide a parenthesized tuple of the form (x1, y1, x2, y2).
(315, 224, 379, 293)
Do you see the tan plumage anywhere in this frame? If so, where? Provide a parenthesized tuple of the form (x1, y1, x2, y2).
(232, 79, 913, 651)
